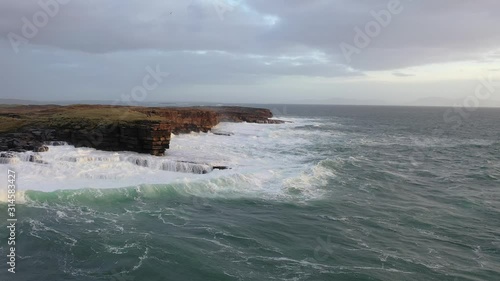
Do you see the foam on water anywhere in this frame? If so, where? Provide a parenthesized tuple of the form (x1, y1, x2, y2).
(2, 107, 499, 280)
(0, 119, 336, 202)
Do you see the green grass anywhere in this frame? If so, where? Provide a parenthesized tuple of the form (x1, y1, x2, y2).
(0, 117, 28, 133)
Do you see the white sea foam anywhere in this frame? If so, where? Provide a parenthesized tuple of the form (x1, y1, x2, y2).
(0, 119, 336, 201)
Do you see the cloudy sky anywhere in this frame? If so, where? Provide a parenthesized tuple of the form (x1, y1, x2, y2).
(1, 0, 499, 105)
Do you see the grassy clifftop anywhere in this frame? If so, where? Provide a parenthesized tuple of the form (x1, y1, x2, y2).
(0, 105, 165, 133)
(0, 104, 280, 134)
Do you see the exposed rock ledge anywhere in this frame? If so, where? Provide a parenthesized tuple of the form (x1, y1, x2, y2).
(0, 105, 284, 156)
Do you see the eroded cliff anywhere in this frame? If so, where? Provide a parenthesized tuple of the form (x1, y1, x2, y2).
(0, 104, 282, 156)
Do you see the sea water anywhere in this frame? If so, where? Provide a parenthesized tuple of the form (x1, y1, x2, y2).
(0, 105, 499, 280)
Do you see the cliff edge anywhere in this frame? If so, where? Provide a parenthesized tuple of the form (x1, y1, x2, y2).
(0, 105, 283, 156)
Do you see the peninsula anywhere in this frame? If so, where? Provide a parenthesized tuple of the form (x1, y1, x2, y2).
(0, 105, 283, 156)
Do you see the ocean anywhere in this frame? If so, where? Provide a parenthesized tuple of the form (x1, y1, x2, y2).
(1, 105, 499, 281)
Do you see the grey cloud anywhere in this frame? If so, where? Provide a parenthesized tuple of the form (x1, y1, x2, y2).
(0, 0, 499, 103)
(2, 0, 500, 69)
(392, 72, 414, 77)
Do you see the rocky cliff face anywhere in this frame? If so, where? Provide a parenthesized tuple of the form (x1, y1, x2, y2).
(204, 106, 283, 123)
(55, 120, 172, 156)
(0, 105, 282, 156)
(134, 108, 219, 134)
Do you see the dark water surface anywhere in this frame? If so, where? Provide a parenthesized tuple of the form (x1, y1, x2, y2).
(1, 105, 499, 280)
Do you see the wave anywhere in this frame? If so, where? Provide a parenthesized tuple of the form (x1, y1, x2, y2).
(0, 158, 340, 205)
(0, 119, 342, 203)
(1, 149, 214, 174)
(283, 159, 337, 197)
(19, 177, 283, 205)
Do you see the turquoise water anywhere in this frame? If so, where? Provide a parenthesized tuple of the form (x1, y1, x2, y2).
(1, 105, 500, 280)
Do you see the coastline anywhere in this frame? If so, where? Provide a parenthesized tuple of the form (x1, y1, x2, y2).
(0, 104, 284, 157)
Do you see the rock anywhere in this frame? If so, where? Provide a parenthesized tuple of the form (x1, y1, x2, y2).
(212, 166, 229, 170)
(45, 141, 67, 146)
(28, 154, 46, 164)
(0, 152, 15, 158)
(0, 152, 16, 164)
(211, 130, 233, 136)
(265, 119, 287, 124)
(7, 139, 22, 149)
(34, 145, 49, 152)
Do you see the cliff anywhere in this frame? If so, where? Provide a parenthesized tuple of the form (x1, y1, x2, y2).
(0, 105, 282, 156)
(207, 106, 282, 123)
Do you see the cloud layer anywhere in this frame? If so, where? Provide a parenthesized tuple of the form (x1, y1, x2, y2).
(1, 0, 499, 103)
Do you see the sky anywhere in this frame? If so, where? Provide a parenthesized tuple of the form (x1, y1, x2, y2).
(0, 0, 499, 106)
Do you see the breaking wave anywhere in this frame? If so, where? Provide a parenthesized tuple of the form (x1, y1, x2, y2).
(0, 119, 338, 202)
